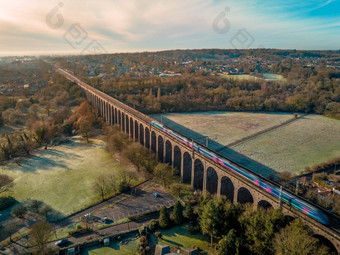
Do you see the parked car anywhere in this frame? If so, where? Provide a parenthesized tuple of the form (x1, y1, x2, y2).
(55, 238, 68, 246)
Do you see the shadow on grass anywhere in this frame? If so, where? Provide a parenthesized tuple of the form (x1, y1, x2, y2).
(1, 139, 97, 173)
(151, 224, 210, 255)
(152, 115, 278, 179)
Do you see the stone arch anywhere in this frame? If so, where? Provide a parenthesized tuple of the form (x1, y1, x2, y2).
(118, 110, 121, 126)
(151, 131, 156, 153)
(165, 140, 172, 165)
(183, 152, 192, 183)
(140, 123, 144, 145)
(173, 146, 181, 173)
(134, 120, 138, 141)
(258, 200, 273, 210)
(130, 118, 133, 139)
(145, 127, 150, 149)
(158, 136, 164, 161)
(125, 115, 129, 134)
(313, 234, 337, 255)
(206, 167, 218, 194)
(220, 176, 234, 202)
(111, 106, 114, 125)
(114, 108, 117, 124)
(122, 112, 125, 131)
(237, 187, 254, 204)
(194, 159, 204, 190)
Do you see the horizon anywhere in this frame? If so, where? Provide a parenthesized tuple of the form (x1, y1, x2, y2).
(1, 0, 340, 56)
(1, 47, 340, 58)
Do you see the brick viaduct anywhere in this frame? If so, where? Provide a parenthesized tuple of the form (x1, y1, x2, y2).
(58, 68, 340, 253)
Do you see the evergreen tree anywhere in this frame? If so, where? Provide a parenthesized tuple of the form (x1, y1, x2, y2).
(159, 206, 170, 229)
(184, 202, 195, 222)
(218, 229, 240, 255)
(239, 207, 285, 255)
(173, 201, 183, 225)
(199, 200, 218, 247)
(274, 219, 330, 255)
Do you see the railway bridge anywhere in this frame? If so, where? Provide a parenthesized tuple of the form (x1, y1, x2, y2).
(58, 68, 340, 253)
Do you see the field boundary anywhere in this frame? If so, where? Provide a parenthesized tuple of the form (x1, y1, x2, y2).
(217, 114, 309, 151)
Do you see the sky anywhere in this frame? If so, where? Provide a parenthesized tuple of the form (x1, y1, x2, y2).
(0, 0, 340, 56)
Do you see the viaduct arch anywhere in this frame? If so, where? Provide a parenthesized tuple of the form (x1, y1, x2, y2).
(58, 68, 340, 253)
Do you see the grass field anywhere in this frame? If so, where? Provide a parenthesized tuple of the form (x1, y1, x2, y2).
(263, 72, 286, 81)
(152, 111, 294, 146)
(81, 236, 139, 255)
(220, 72, 285, 82)
(81, 224, 211, 255)
(151, 112, 340, 176)
(155, 224, 212, 254)
(234, 114, 340, 174)
(0, 137, 132, 216)
(220, 74, 259, 81)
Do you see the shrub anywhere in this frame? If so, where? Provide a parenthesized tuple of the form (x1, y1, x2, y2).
(68, 228, 91, 236)
(0, 196, 16, 210)
(155, 231, 162, 239)
(128, 210, 158, 221)
(173, 201, 183, 225)
(12, 204, 27, 218)
(148, 219, 159, 232)
(25, 199, 43, 213)
(76, 224, 82, 230)
(159, 206, 170, 229)
(188, 222, 200, 234)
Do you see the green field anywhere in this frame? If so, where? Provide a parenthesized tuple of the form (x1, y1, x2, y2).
(151, 112, 340, 176)
(220, 74, 259, 81)
(220, 72, 285, 82)
(81, 238, 139, 255)
(0, 137, 131, 216)
(152, 111, 294, 146)
(234, 114, 340, 174)
(81, 224, 211, 255)
(155, 224, 211, 254)
(263, 72, 286, 81)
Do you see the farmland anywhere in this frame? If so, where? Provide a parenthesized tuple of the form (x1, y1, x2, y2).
(151, 111, 295, 146)
(234, 114, 340, 174)
(0, 137, 135, 216)
(220, 72, 286, 82)
(151, 112, 340, 176)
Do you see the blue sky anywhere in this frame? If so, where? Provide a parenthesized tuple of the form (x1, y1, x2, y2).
(0, 0, 339, 56)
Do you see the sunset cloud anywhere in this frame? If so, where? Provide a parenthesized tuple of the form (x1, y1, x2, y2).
(0, 0, 339, 55)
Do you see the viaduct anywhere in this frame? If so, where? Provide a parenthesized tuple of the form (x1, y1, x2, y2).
(58, 68, 340, 253)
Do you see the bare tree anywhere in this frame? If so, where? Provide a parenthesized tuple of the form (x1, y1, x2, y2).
(93, 176, 108, 201)
(29, 221, 53, 254)
(3, 220, 18, 242)
(0, 174, 14, 194)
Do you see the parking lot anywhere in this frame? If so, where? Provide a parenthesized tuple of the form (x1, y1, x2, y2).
(60, 181, 176, 226)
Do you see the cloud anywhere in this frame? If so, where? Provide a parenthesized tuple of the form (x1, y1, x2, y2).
(0, 0, 339, 55)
